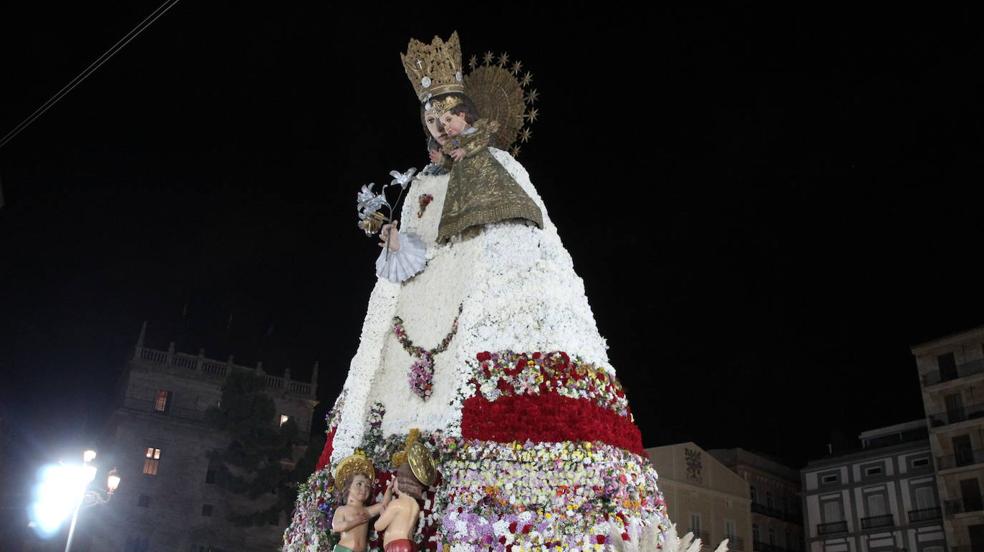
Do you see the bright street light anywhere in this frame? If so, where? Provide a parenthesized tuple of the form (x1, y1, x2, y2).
(28, 449, 121, 551)
(29, 464, 90, 537)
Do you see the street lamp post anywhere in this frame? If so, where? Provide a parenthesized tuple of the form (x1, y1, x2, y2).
(62, 450, 121, 552)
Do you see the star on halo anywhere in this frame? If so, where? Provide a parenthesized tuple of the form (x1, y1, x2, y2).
(525, 108, 539, 122)
(519, 128, 532, 143)
(510, 145, 521, 157)
(483, 51, 495, 65)
(525, 89, 539, 104)
(521, 72, 533, 87)
(498, 52, 510, 66)
(469, 54, 478, 70)
(511, 60, 523, 75)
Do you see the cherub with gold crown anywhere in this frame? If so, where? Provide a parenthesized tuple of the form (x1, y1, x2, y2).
(331, 452, 394, 552)
(372, 430, 437, 552)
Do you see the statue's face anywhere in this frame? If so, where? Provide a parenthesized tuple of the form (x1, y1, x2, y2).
(424, 111, 447, 145)
(347, 474, 370, 504)
(440, 111, 469, 137)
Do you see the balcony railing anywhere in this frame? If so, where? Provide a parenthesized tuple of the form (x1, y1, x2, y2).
(860, 514, 894, 530)
(923, 359, 984, 386)
(751, 502, 802, 524)
(134, 346, 315, 397)
(908, 507, 942, 523)
(938, 450, 984, 470)
(945, 498, 984, 517)
(928, 403, 984, 427)
(752, 503, 783, 519)
(817, 521, 848, 535)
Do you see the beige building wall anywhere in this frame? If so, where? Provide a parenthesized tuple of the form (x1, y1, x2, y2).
(648, 442, 753, 551)
(912, 326, 984, 552)
(710, 448, 804, 552)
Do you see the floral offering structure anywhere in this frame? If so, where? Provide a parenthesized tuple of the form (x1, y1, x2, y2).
(284, 32, 688, 552)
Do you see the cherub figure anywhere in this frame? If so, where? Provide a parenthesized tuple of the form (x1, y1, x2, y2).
(331, 453, 393, 552)
(374, 462, 427, 552)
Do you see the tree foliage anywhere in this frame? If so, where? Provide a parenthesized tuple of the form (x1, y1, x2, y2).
(206, 370, 323, 526)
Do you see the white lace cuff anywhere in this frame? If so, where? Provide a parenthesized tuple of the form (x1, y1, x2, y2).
(375, 231, 427, 283)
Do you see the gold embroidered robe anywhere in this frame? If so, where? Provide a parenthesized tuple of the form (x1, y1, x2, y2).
(437, 119, 543, 243)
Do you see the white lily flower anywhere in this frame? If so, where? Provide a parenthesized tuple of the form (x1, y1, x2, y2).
(388, 167, 417, 189)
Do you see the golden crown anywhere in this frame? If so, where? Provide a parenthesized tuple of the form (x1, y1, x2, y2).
(389, 429, 437, 487)
(401, 32, 465, 102)
(423, 95, 463, 116)
(334, 450, 375, 489)
(390, 428, 421, 468)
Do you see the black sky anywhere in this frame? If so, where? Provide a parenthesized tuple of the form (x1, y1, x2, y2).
(2, 4, 984, 473)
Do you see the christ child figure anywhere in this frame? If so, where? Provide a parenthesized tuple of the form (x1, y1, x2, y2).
(374, 462, 427, 552)
(426, 93, 543, 244)
(331, 454, 393, 552)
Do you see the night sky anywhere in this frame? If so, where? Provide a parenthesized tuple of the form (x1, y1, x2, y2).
(2, 4, 984, 481)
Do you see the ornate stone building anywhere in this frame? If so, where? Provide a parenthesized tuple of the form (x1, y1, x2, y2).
(78, 324, 319, 552)
(647, 442, 754, 551)
(710, 448, 804, 552)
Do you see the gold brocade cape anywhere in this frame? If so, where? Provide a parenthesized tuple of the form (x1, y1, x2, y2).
(437, 119, 544, 243)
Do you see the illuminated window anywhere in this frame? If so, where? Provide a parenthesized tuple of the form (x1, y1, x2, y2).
(154, 390, 171, 413)
(143, 447, 162, 476)
(279, 414, 290, 427)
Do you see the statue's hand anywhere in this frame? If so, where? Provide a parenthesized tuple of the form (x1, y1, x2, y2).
(379, 220, 400, 252)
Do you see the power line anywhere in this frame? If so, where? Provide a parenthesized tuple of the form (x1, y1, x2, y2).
(0, 0, 182, 151)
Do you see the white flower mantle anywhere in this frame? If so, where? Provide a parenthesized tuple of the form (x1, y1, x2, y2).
(331, 150, 613, 462)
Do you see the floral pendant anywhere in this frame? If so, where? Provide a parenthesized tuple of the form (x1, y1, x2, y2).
(408, 354, 435, 400)
(393, 304, 463, 401)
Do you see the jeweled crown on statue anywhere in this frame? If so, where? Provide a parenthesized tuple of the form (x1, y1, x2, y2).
(400, 31, 465, 102)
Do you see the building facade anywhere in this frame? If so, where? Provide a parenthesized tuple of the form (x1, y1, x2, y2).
(913, 327, 984, 552)
(711, 448, 804, 552)
(801, 421, 945, 552)
(81, 326, 318, 552)
(648, 442, 753, 551)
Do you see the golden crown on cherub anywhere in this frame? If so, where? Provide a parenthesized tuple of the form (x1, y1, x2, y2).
(334, 449, 375, 490)
(401, 31, 465, 102)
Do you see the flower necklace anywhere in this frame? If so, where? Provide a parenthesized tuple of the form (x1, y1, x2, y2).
(393, 304, 463, 400)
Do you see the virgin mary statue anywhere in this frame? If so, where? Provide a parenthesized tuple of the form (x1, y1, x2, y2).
(284, 32, 680, 552)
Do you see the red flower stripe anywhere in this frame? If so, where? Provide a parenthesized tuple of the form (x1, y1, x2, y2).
(315, 425, 337, 472)
(461, 392, 644, 455)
